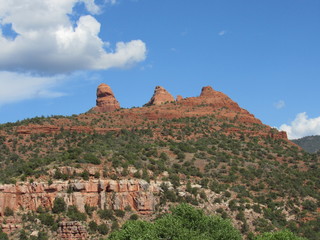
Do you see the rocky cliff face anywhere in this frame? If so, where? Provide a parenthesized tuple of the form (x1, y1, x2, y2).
(91, 83, 120, 112)
(0, 179, 160, 217)
(145, 86, 175, 106)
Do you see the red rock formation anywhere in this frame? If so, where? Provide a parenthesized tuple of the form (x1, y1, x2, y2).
(58, 222, 87, 240)
(0, 180, 160, 217)
(176, 95, 183, 101)
(91, 83, 120, 112)
(10, 85, 288, 142)
(145, 86, 175, 106)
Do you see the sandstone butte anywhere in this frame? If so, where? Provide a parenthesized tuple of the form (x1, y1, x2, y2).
(145, 86, 175, 106)
(91, 83, 120, 112)
(13, 84, 288, 141)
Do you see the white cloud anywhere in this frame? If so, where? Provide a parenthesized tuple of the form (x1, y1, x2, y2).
(218, 30, 227, 36)
(279, 112, 320, 139)
(105, 0, 118, 5)
(0, 72, 65, 106)
(274, 100, 285, 109)
(0, 0, 146, 74)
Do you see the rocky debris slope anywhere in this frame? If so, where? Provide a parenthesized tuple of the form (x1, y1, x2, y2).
(91, 83, 120, 112)
(145, 86, 175, 106)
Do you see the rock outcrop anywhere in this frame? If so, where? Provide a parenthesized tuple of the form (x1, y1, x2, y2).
(58, 222, 87, 240)
(176, 95, 183, 101)
(180, 86, 244, 111)
(145, 86, 175, 106)
(0, 179, 160, 217)
(91, 83, 120, 112)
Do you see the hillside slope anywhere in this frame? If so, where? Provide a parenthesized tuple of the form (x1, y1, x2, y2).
(0, 85, 318, 240)
(292, 135, 320, 153)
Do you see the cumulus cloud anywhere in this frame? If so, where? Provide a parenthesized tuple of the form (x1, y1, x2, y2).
(0, 0, 147, 74)
(274, 100, 285, 109)
(279, 112, 320, 139)
(0, 72, 65, 106)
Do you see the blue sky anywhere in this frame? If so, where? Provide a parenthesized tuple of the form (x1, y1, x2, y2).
(0, 0, 319, 139)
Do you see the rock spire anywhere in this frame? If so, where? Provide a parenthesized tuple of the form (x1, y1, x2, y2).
(145, 86, 175, 106)
(91, 83, 120, 112)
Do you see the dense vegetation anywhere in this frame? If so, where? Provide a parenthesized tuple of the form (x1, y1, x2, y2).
(109, 204, 306, 240)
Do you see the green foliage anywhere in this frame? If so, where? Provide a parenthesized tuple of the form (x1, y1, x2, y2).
(37, 231, 49, 240)
(67, 206, 87, 221)
(52, 197, 66, 213)
(255, 230, 307, 240)
(38, 213, 55, 226)
(0, 232, 8, 240)
(85, 204, 96, 217)
(4, 207, 14, 216)
(129, 214, 138, 220)
(98, 223, 109, 235)
(19, 229, 28, 240)
(98, 209, 115, 220)
(302, 200, 317, 211)
(81, 153, 101, 165)
(89, 221, 98, 233)
(109, 203, 242, 240)
(114, 209, 125, 218)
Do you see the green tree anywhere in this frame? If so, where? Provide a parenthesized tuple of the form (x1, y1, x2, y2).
(109, 203, 242, 240)
(98, 223, 109, 235)
(52, 197, 66, 214)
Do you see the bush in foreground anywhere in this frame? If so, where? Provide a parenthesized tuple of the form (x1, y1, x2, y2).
(108, 203, 242, 240)
(108, 204, 307, 240)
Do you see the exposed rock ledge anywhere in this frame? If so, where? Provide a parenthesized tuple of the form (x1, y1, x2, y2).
(0, 179, 160, 217)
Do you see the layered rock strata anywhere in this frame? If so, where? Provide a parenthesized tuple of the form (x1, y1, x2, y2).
(0, 179, 160, 217)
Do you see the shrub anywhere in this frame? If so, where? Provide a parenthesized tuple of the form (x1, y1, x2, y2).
(98, 223, 109, 235)
(115, 209, 125, 218)
(67, 206, 87, 221)
(0, 231, 9, 240)
(37, 231, 48, 240)
(4, 207, 14, 216)
(52, 197, 66, 214)
(38, 213, 54, 226)
(255, 230, 308, 240)
(98, 209, 114, 220)
(89, 221, 98, 233)
(85, 204, 96, 217)
(129, 214, 138, 220)
(82, 153, 101, 165)
(19, 230, 28, 240)
(302, 200, 317, 211)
